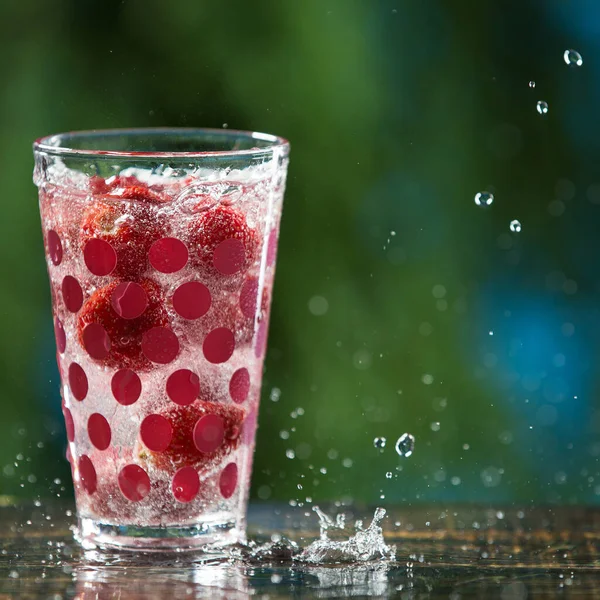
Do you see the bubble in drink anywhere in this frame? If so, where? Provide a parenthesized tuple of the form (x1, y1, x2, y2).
(537, 101, 549, 115)
(510, 219, 522, 233)
(474, 191, 494, 207)
(395, 433, 415, 458)
(563, 49, 583, 67)
(373, 437, 386, 450)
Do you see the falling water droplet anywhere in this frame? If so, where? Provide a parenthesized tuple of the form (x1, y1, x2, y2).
(395, 433, 415, 458)
(474, 191, 494, 207)
(385, 471, 393, 479)
(528, 81, 536, 88)
(537, 101, 549, 115)
(373, 437, 386, 450)
(563, 49, 583, 67)
(510, 219, 522, 233)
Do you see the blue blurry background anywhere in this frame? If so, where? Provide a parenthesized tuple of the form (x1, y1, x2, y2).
(2, 0, 600, 507)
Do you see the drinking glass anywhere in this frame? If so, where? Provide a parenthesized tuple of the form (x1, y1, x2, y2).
(33, 128, 289, 550)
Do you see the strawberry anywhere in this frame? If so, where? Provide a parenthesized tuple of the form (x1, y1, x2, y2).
(90, 175, 170, 204)
(141, 401, 245, 472)
(188, 206, 258, 277)
(80, 199, 164, 279)
(77, 279, 170, 371)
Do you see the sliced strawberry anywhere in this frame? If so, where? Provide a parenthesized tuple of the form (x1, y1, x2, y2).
(141, 401, 245, 472)
(81, 199, 164, 279)
(77, 279, 169, 371)
(188, 206, 258, 276)
(90, 175, 170, 204)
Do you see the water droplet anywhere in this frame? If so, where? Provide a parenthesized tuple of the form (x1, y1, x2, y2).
(430, 422, 441, 432)
(564, 49, 583, 67)
(509, 219, 522, 233)
(474, 191, 494, 207)
(395, 433, 415, 458)
(385, 471, 393, 479)
(528, 80, 536, 88)
(373, 437, 386, 450)
(537, 101, 549, 115)
(285, 449, 295, 459)
(270, 387, 281, 402)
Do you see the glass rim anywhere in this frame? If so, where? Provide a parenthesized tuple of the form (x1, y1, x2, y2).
(33, 127, 290, 159)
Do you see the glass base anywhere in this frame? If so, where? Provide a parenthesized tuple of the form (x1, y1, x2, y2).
(76, 514, 243, 552)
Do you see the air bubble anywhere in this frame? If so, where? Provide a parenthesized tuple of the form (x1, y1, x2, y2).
(563, 49, 583, 67)
(509, 219, 522, 233)
(474, 191, 494, 207)
(395, 433, 415, 458)
(537, 101, 549, 115)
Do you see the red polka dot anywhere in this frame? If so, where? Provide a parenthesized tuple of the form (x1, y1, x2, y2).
(229, 368, 250, 404)
(203, 327, 235, 364)
(141, 327, 179, 364)
(219, 462, 238, 499)
(140, 414, 172, 452)
(82, 323, 111, 360)
(111, 281, 148, 319)
(88, 413, 111, 451)
(47, 230, 63, 266)
(239, 277, 259, 319)
(111, 369, 142, 406)
(172, 467, 200, 503)
(267, 229, 278, 267)
(63, 407, 75, 442)
(193, 414, 225, 453)
(166, 369, 200, 406)
(68, 363, 88, 401)
(62, 275, 84, 313)
(213, 238, 245, 275)
(149, 237, 188, 273)
(84, 238, 117, 276)
(54, 317, 66, 354)
(255, 319, 268, 358)
(172, 281, 211, 320)
(78, 455, 97, 495)
(118, 464, 151, 502)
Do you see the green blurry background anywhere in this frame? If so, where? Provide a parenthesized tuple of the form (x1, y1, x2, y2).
(2, 0, 600, 507)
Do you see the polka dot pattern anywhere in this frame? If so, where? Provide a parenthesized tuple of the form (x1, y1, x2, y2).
(140, 414, 172, 452)
(213, 238, 245, 275)
(47, 230, 63, 266)
(111, 282, 148, 319)
(142, 327, 179, 364)
(229, 368, 250, 404)
(82, 323, 111, 360)
(68, 363, 88, 401)
(111, 369, 142, 405)
(54, 317, 66, 354)
(62, 276, 84, 313)
(166, 369, 200, 406)
(63, 407, 75, 442)
(118, 464, 151, 502)
(203, 327, 235, 364)
(84, 238, 117, 276)
(239, 277, 259, 319)
(88, 413, 111, 450)
(193, 414, 225, 453)
(172, 467, 200, 503)
(149, 237, 188, 273)
(78, 455, 97, 495)
(219, 462, 238, 499)
(172, 281, 211, 320)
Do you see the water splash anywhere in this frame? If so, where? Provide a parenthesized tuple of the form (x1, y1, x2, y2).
(298, 506, 396, 564)
(537, 101, 549, 115)
(564, 49, 583, 67)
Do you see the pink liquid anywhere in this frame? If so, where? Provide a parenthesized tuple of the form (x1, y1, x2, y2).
(38, 165, 284, 533)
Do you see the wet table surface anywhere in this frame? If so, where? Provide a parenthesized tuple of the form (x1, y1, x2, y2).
(2, 501, 600, 598)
